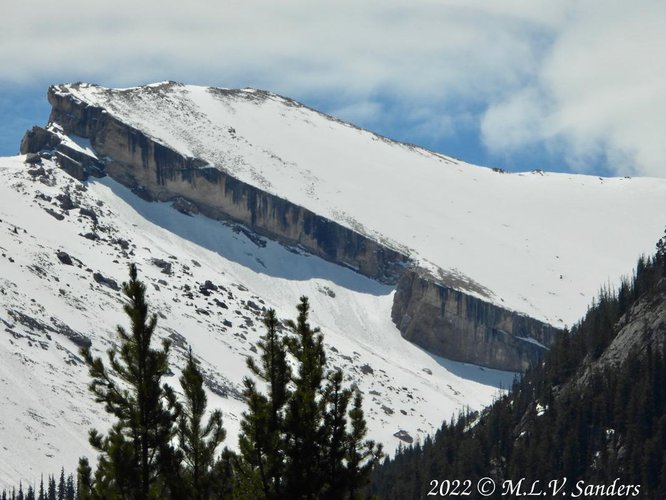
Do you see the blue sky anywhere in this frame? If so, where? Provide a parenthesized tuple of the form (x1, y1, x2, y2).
(1, 1, 664, 177)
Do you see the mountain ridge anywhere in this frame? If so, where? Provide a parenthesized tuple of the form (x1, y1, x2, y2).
(20, 81, 666, 370)
(3, 81, 666, 487)
(0, 153, 515, 488)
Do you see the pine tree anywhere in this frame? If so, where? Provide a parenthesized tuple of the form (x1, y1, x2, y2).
(64, 476, 74, 500)
(320, 369, 352, 499)
(237, 298, 382, 499)
(37, 476, 44, 500)
(76, 458, 92, 500)
(80, 263, 179, 499)
(46, 476, 55, 500)
(237, 308, 291, 499)
(657, 227, 666, 276)
(345, 391, 382, 498)
(282, 297, 327, 499)
(176, 349, 226, 499)
(25, 486, 34, 500)
(56, 469, 64, 500)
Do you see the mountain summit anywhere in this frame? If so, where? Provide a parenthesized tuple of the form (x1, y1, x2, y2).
(22, 82, 666, 370)
(3, 81, 665, 485)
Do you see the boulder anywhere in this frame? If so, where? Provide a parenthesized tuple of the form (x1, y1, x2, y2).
(93, 272, 119, 291)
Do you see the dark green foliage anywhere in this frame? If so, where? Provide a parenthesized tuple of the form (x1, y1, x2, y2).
(64, 476, 74, 500)
(56, 469, 64, 500)
(282, 297, 328, 499)
(320, 369, 352, 499)
(75, 263, 231, 498)
(3, 469, 89, 500)
(80, 263, 179, 499)
(236, 308, 290, 499)
(370, 253, 666, 499)
(236, 297, 382, 499)
(47, 477, 55, 500)
(175, 349, 227, 500)
(345, 391, 383, 499)
(7, 277, 381, 499)
(76, 459, 92, 500)
(657, 227, 666, 276)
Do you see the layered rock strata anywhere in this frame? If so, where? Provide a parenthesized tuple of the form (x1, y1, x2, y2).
(392, 268, 560, 372)
(20, 84, 560, 370)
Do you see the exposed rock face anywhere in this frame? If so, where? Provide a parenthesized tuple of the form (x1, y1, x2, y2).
(20, 126, 61, 154)
(36, 86, 411, 284)
(392, 268, 560, 371)
(20, 124, 102, 181)
(22, 83, 562, 370)
(576, 277, 666, 388)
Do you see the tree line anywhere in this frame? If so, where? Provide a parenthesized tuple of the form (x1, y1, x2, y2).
(369, 234, 666, 499)
(1, 469, 74, 500)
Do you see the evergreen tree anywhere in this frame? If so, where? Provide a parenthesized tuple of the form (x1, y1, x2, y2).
(320, 369, 352, 499)
(56, 469, 64, 500)
(25, 486, 33, 500)
(657, 227, 666, 275)
(37, 476, 44, 500)
(237, 309, 290, 499)
(64, 476, 74, 500)
(282, 297, 328, 499)
(46, 476, 55, 500)
(76, 459, 92, 500)
(369, 251, 666, 498)
(80, 263, 179, 499)
(176, 349, 226, 499)
(345, 391, 382, 498)
(237, 298, 382, 499)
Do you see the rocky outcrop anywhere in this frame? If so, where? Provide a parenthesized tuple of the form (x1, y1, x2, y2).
(392, 268, 560, 371)
(20, 125, 102, 181)
(27, 85, 411, 283)
(22, 83, 562, 370)
(576, 277, 666, 387)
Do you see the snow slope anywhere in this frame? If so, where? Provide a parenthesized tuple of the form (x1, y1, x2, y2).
(0, 155, 514, 487)
(52, 82, 666, 327)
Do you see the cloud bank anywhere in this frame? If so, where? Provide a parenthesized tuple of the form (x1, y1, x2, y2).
(2, 0, 663, 176)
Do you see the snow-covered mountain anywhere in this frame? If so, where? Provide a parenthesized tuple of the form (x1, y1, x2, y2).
(0, 154, 514, 487)
(42, 82, 666, 328)
(20, 81, 666, 373)
(3, 81, 666, 486)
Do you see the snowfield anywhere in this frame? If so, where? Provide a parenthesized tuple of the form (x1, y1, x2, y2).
(2, 80, 665, 487)
(0, 156, 514, 487)
(53, 83, 666, 327)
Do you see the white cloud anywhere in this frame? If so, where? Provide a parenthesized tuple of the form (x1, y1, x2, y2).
(482, 88, 546, 152)
(331, 101, 384, 125)
(1, 1, 555, 94)
(481, 0, 666, 177)
(2, 0, 663, 176)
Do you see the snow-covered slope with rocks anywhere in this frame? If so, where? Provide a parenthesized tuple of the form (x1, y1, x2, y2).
(50, 82, 666, 327)
(0, 155, 515, 487)
(4, 81, 666, 487)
